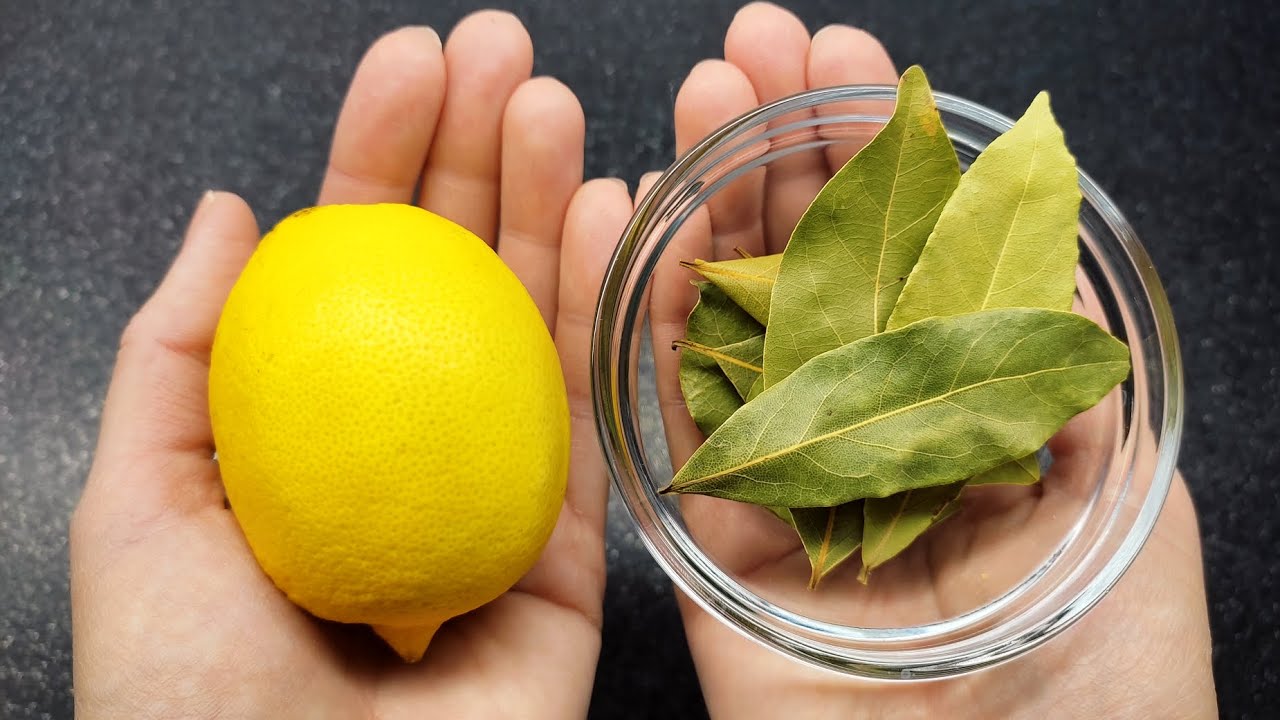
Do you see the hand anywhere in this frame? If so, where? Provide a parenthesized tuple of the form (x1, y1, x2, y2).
(70, 13, 632, 718)
(649, 4, 1217, 718)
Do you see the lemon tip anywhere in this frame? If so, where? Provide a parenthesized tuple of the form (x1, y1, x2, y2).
(372, 620, 445, 663)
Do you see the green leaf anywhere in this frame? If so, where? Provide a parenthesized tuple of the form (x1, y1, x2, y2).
(762, 65, 960, 388)
(682, 254, 781, 326)
(745, 374, 765, 402)
(764, 505, 796, 527)
(756, 66, 961, 583)
(791, 502, 864, 589)
(968, 452, 1041, 486)
(677, 282, 762, 435)
(684, 281, 764, 347)
(716, 334, 764, 400)
(859, 483, 962, 583)
(663, 308, 1130, 507)
(677, 353, 740, 437)
(865, 93, 1082, 569)
(673, 335, 764, 401)
(886, 91, 1081, 330)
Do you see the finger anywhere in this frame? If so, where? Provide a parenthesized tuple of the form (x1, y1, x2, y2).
(554, 178, 634, 533)
(420, 10, 534, 245)
(87, 192, 259, 511)
(317, 27, 446, 205)
(807, 24, 898, 171)
(634, 171, 663, 213)
(645, 172, 715, 469)
(674, 60, 766, 260)
(724, 2, 827, 253)
(639, 170, 801, 572)
(507, 179, 630, 627)
(498, 77, 586, 330)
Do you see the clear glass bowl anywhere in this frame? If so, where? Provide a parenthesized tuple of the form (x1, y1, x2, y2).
(591, 86, 1182, 679)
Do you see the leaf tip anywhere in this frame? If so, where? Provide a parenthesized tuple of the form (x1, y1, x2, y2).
(1024, 91, 1060, 126)
(900, 64, 926, 83)
(897, 64, 936, 102)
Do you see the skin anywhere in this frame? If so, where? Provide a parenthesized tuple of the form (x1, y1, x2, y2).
(71, 4, 1217, 718)
(72, 14, 633, 719)
(648, 4, 1218, 719)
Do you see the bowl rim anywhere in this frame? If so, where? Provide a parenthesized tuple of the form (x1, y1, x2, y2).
(591, 83, 1183, 679)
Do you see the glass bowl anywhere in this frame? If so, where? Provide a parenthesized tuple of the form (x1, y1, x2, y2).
(591, 85, 1182, 679)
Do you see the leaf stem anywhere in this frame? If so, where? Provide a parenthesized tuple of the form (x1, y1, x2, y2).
(671, 339, 763, 374)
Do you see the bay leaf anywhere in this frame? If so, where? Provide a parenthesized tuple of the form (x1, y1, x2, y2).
(764, 505, 796, 527)
(863, 92, 1082, 571)
(885, 91, 1081, 330)
(968, 452, 1041, 486)
(677, 282, 762, 435)
(718, 334, 764, 400)
(757, 66, 961, 583)
(663, 308, 1130, 507)
(684, 281, 763, 346)
(858, 482, 962, 583)
(762, 65, 960, 388)
(677, 352, 740, 437)
(682, 254, 781, 326)
(791, 502, 864, 589)
(745, 374, 764, 402)
(673, 334, 763, 401)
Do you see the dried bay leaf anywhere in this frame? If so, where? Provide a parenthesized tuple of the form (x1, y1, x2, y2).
(858, 482, 962, 583)
(791, 502, 864, 589)
(968, 453, 1041, 486)
(674, 334, 764, 401)
(677, 350, 740, 437)
(762, 65, 960, 388)
(716, 334, 764, 400)
(755, 66, 960, 582)
(677, 282, 762, 435)
(683, 281, 762, 347)
(682, 254, 781, 326)
(886, 91, 1081, 329)
(764, 505, 796, 527)
(862, 92, 1082, 577)
(664, 308, 1130, 508)
(674, 284, 793, 530)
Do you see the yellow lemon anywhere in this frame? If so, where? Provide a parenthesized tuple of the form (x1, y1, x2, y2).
(209, 204, 568, 662)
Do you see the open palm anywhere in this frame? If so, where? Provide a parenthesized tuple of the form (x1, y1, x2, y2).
(647, 4, 1216, 718)
(70, 13, 633, 718)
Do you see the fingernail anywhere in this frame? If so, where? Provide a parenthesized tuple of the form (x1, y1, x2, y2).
(182, 191, 220, 247)
(406, 25, 442, 50)
(188, 190, 218, 223)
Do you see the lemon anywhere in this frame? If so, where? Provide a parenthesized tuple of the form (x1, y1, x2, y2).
(208, 204, 569, 662)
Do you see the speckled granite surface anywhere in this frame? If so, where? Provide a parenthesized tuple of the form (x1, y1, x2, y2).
(1, 1, 1276, 717)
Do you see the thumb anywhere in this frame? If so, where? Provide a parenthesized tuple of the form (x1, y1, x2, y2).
(81, 191, 259, 521)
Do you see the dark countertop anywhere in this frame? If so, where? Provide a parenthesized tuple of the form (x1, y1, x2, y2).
(1, 1, 1276, 717)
